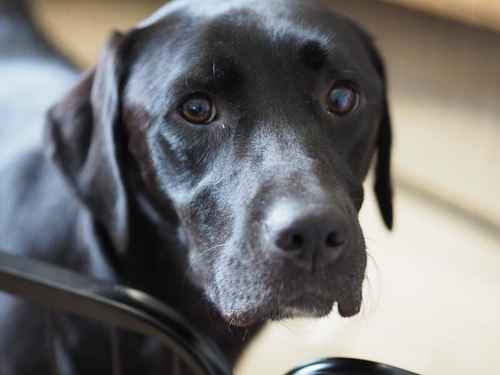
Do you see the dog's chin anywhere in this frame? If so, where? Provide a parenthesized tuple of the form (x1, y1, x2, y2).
(218, 291, 362, 328)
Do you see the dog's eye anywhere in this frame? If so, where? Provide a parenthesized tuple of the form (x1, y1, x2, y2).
(180, 94, 216, 124)
(327, 82, 358, 115)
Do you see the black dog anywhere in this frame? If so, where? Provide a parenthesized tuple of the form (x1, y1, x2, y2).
(0, 0, 393, 373)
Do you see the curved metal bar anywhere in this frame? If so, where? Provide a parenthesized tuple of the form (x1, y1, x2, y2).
(0, 251, 231, 375)
(287, 357, 420, 375)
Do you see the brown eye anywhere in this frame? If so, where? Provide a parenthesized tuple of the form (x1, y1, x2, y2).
(327, 82, 358, 115)
(180, 94, 216, 124)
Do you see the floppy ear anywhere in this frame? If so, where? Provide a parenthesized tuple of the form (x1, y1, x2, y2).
(359, 31, 394, 230)
(374, 87, 394, 230)
(45, 32, 130, 253)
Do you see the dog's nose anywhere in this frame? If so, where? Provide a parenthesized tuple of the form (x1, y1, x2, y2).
(266, 200, 348, 270)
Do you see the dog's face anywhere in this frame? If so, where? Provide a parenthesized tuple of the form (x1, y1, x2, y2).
(47, 0, 393, 327)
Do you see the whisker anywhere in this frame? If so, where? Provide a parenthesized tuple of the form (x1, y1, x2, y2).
(361, 250, 382, 317)
(204, 243, 227, 254)
(182, 243, 227, 286)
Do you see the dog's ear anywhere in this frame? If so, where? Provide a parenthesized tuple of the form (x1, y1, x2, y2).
(359, 30, 394, 230)
(375, 88, 394, 230)
(45, 32, 130, 253)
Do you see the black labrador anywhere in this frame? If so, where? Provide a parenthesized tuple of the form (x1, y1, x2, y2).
(0, 0, 393, 373)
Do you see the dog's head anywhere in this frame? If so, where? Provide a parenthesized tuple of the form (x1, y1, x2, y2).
(46, 0, 393, 327)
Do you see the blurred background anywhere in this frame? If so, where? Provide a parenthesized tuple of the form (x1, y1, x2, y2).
(16, 0, 500, 374)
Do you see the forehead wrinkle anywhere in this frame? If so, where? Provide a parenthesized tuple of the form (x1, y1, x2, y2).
(250, 18, 336, 74)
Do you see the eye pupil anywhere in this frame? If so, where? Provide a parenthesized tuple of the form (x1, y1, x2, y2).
(181, 95, 215, 124)
(331, 89, 352, 108)
(328, 84, 357, 115)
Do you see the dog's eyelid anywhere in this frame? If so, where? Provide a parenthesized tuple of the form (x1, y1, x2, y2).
(325, 67, 362, 81)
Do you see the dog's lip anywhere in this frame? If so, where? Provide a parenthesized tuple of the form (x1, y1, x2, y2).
(220, 285, 362, 327)
(220, 310, 265, 328)
(282, 289, 362, 319)
(220, 291, 339, 327)
(337, 289, 363, 318)
(283, 289, 336, 306)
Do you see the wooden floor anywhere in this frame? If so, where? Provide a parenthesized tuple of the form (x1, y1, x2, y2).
(30, 1, 500, 375)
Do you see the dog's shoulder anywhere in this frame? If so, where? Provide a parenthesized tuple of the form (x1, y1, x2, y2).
(0, 150, 79, 260)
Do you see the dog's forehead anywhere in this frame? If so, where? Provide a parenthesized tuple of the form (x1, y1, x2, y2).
(126, 0, 381, 111)
(137, 0, 363, 51)
(187, 13, 333, 71)
(139, 0, 323, 29)
(131, 0, 376, 83)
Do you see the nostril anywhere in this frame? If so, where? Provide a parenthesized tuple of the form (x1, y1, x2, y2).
(290, 233, 305, 250)
(325, 231, 344, 248)
(276, 231, 305, 252)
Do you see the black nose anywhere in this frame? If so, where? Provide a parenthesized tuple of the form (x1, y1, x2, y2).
(266, 201, 348, 271)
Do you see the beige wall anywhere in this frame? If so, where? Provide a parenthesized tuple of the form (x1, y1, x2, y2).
(385, 0, 500, 32)
(33, 0, 163, 66)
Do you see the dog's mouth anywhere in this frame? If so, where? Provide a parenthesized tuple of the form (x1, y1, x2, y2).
(197, 243, 367, 328)
(190, 214, 367, 328)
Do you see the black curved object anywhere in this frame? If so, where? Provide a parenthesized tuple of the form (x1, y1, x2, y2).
(287, 358, 419, 375)
(0, 251, 422, 375)
(0, 251, 231, 375)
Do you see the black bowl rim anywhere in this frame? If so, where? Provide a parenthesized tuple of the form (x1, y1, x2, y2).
(286, 357, 421, 375)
